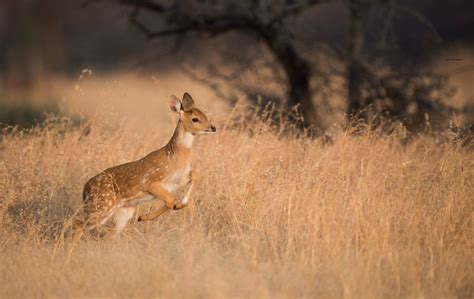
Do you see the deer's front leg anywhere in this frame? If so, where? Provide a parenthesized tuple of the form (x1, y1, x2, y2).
(173, 180, 193, 210)
(138, 183, 175, 222)
(137, 205, 168, 222)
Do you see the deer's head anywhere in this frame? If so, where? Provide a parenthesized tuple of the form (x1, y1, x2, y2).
(170, 93, 216, 135)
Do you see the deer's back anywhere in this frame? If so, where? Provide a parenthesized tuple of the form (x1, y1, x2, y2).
(83, 146, 190, 201)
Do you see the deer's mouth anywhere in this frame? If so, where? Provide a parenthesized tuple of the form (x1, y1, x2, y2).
(201, 130, 216, 134)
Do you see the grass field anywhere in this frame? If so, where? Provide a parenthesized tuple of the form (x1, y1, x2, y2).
(0, 101, 472, 298)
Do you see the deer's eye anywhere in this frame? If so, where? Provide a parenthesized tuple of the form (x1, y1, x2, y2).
(192, 117, 200, 123)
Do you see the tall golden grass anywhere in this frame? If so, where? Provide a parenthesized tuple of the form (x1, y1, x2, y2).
(0, 105, 472, 298)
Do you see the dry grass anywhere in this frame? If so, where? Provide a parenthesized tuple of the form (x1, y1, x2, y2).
(0, 104, 472, 298)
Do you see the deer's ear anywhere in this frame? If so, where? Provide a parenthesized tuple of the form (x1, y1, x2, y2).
(181, 92, 195, 112)
(170, 95, 181, 113)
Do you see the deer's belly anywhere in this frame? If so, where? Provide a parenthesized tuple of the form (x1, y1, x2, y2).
(125, 194, 156, 206)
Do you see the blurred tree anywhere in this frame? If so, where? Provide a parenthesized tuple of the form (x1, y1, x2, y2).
(344, 0, 459, 129)
(113, 0, 328, 129)
(0, 0, 65, 104)
(346, 0, 365, 117)
(104, 0, 461, 130)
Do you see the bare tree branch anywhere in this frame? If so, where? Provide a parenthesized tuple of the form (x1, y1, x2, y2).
(268, 0, 328, 26)
(129, 8, 195, 39)
(394, 3, 442, 43)
(121, 1, 260, 39)
(118, 0, 165, 13)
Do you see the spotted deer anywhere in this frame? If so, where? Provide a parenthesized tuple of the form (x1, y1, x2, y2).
(74, 93, 216, 237)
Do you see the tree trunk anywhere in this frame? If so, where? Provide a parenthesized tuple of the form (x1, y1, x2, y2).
(261, 29, 321, 130)
(347, 0, 365, 118)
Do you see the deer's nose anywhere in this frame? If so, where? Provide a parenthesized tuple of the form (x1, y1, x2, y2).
(210, 125, 217, 132)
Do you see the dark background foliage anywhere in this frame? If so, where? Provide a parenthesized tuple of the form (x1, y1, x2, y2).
(0, 0, 473, 130)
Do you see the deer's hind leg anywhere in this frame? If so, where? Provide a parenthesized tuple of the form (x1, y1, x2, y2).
(114, 207, 136, 235)
(80, 187, 120, 237)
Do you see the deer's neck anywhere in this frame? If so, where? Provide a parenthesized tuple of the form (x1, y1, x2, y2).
(166, 120, 194, 155)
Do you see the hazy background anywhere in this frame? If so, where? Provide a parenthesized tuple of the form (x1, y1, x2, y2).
(0, 0, 473, 129)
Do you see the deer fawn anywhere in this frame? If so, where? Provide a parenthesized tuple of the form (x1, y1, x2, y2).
(74, 93, 216, 238)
